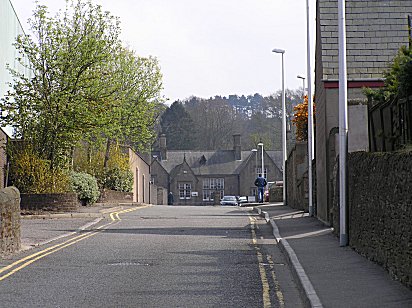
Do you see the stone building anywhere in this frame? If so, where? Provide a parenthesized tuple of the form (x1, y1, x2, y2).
(315, 0, 412, 223)
(150, 135, 283, 205)
(0, 0, 32, 190)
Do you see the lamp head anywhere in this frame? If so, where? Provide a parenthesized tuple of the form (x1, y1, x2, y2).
(272, 48, 285, 54)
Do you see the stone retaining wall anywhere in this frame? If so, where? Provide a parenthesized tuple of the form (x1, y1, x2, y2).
(97, 190, 133, 204)
(0, 187, 21, 254)
(332, 151, 412, 289)
(21, 193, 80, 212)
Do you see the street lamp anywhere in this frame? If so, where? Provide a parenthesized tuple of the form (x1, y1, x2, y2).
(297, 75, 306, 95)
(305, 0, 314, 218)
(257, 143, 264, 179)
(251, 149, 258, 175)
(272, 48, 287, 206)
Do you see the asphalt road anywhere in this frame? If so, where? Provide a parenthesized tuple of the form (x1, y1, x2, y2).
(0, 205, 303, 308)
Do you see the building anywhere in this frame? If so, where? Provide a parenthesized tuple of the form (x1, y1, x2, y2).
(0, 0, 32, 189)
(315, 0, 412, 223)
(151, 134, 283, 205)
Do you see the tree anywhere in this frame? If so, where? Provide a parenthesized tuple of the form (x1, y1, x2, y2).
(364, 45, 412, 102)
(185, 97, 238, 150)
(1, 0, 122, 170)
(160, 101, 197, 150)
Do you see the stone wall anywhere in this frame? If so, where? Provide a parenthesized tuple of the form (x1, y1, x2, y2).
(331, 151, 412, 288)
(0, 187, 21, 254)
(97, 189, 133, 205)
(21, 193, 80, 212)
(286, 142, 308, 210)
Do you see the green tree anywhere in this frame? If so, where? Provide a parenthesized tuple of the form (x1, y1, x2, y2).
(1, 0, 122, 171)
(365, 45, 412, 102)
(160, 101, 196, 150)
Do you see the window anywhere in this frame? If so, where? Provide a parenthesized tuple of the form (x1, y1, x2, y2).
(202, 178, 224, 201)
(256, 167, 267, 179)
(178, 183, 192, 199)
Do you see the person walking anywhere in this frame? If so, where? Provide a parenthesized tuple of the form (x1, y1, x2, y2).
(168, 192, 174, 205)
(254, 174, 267, 203)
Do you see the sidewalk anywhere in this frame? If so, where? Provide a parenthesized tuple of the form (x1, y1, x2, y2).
(20, 204, 126, 250)
(256, 203, 412, 308)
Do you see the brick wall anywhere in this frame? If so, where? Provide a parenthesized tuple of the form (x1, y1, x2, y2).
(21, 193, 80, 212)
(331, 151, 412, 288)
(0, 187, 21, 254)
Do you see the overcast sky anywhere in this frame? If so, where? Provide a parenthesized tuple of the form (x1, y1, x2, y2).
(10, 0, 316, 103)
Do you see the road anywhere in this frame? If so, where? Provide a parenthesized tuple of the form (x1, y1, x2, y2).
(0, 205, 304, 308)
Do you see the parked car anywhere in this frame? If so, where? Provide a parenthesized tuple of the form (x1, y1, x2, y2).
(237, 196, 248, 206)
(220, 195, 238, 206)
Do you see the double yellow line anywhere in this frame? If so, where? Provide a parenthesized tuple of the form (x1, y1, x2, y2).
(249, 216, 285, 308)
(109, 207, 141, 221)
(0, 206, 144, 282)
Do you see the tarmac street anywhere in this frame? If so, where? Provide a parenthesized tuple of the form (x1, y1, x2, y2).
(0, 205, 304, 308)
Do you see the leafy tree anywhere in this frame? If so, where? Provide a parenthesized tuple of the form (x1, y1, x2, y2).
(1, 0, 122, 171)
(160, 101, 197, 150)
(185, 96, 239, 150)
(364, 45, 412, 102)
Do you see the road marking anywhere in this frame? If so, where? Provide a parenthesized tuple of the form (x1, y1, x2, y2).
(267, 254, 285, 308)
(0, 206, 145, 282)
(109, 206, 145, 221)
(0, 230, 100, 282)
(249, 216, 271, 308)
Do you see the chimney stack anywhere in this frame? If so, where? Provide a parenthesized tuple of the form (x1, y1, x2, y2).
(233, 134, 241, 160)
(159, 134, 167, 160)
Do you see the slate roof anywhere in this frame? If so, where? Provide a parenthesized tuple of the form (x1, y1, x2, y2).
(318, 0, 412, 81)
(159, 150, 283, 176)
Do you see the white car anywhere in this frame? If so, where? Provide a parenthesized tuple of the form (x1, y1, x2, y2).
(237, 196, 248, 206)
(220, 196, 238, 206)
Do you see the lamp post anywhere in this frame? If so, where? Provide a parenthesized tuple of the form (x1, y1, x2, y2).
(306, 0, 315, 217)
(257, 143, 264, 178)
(297, 75, 306, 95)
(338, 0, 348, 246)
(272, 48, 286, 206)
(251, 149, 258, 174)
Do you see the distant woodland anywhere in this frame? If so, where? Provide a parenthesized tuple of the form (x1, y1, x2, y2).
(156, 89, 304, 151)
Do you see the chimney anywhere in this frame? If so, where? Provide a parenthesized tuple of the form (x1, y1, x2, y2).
(233, 134, 241, 160)
(159, 134, 167, 160)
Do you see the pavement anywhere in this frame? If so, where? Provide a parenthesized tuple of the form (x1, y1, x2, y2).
(256, 203, 412, 308)
(15, 202, 412, 307)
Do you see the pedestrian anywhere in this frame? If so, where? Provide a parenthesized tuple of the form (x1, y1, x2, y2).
(254, 174, 267, 203)
(168, 192, 174, 205)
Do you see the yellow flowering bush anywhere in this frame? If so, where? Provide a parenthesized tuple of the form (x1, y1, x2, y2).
(292, 95, 315, 141)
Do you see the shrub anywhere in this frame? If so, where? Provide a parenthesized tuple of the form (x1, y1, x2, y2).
(103, 167, 133, 192)
(292, 95, 316, 141)
(8, 145, 70, 193)
(69, 171, 100, 205)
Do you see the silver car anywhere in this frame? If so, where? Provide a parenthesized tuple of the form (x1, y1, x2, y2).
(220, 196, 238, 206)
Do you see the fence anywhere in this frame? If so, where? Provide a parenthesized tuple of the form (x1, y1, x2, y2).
(368, 95, 412, 151)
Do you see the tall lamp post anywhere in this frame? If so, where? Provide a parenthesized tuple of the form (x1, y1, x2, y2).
(338, 0, 348, 246)
(306, 0, 315, 217)
(272, 48, 286, 206)
(251, 149, 258, 173)
(257, 143, 264, 178)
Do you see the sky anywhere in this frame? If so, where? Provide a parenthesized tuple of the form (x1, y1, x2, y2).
(10, 0, 316, 103)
